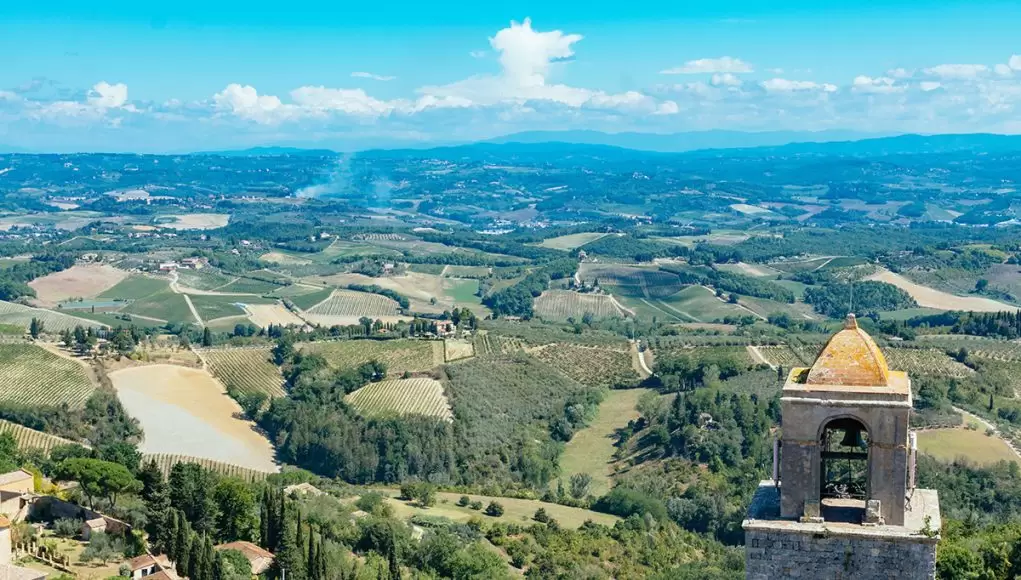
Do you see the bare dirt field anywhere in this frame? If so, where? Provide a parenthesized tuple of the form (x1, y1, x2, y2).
(244, 303, 306, 328)
(160, 213, 231, 230)
(109, 364, 278, 472)
(867, 268, 1018, 312)
(29, 264, 129, 307)
(260, 251, 312, 266)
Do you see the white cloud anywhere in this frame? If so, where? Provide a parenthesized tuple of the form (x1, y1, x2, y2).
(924, 64, 989, 79)
(994, 64, 1013, 77)
(661, 56, 753, 75)
(489, 18, 582, 88)
(351, 72, 396, 82)
(87, 81, 128, 108)
(919, 81, 942, 92)
(212, 84, 300, 124)
(851, 75, 903, 94)
(290, 86, 397, 116)
(711, 73, 742, 87)
(886, 68, 912, 79)
(760, 78, 837, 92)
(469, 50, 487, 59)
(1010, 55, 1021, 71)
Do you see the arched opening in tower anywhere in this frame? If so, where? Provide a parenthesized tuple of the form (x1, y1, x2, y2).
(819, 416, 869, 522)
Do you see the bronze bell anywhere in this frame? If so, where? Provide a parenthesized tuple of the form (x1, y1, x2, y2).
(840, 427, 862, 448)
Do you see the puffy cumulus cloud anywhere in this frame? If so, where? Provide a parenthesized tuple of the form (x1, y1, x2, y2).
(212, 84, 301, 124)
(760, 78, 837, 93)
(924, 64, 989, 79)
(87, 82, 129, 108)
(851, 76, 903, 94)
(290, 86, 397, 116)
(1011, 55, 1021, 71)
(417, 18, 673, 115)
(350, 72, 396, 82)
(490, 18, 582, 88)
(661, 56, 753, 75)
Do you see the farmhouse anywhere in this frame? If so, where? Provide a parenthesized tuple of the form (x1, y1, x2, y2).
(126, 554, 159, 578)
(216, 540, 274, 574)
(434, 320, 455, 336)
(0, 469, 33, 520)
(179, 257, 206, 269)
(158, 261, 178, 272)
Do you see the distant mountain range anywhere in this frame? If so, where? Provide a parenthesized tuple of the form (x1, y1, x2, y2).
(9, 131, 1021, 158)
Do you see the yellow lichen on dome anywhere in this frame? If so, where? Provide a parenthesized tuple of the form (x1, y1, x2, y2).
(805, 314, 890, 387)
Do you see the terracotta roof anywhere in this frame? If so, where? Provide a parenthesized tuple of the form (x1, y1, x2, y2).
(0, 514, 10, 528)
(805, 314, 891, 387)
(216, 540, 274, 561)
(148, 572, 174, 580)
(127, 554, 157, 570)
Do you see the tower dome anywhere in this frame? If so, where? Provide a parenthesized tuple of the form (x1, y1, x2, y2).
(805, 314, 890, 387)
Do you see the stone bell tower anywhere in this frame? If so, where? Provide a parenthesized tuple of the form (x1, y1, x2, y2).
(743, 314, 940, 580)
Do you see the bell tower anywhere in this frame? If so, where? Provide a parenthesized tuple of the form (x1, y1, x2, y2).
(743, 315, 940, 580)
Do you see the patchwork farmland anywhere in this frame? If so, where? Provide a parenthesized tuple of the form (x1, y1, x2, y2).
(142, 453, 274, 482)
(0, 343, 95, 408)
(0, 419, 81, 453)
(532, 343, 641, 388)
(197, 346, 287, 397)
(302, 339, 444, 375)
(304, 289, 402, 325)
(0, 300, 106, 331)
(533, 290, 625, 320)
(345, 378, 454, 421)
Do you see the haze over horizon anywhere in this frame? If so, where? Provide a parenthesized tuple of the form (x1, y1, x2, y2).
(3, 0, 1021, 152)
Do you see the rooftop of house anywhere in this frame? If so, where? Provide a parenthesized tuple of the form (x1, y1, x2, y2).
(0, 470, 33, 487)
(216, 540, 274, 561)
(0, 515, 10, 529)
(127, 554, 157, 571)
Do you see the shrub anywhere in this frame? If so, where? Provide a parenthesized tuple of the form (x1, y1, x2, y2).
(533, 508, 550, 523)
(484, 501, 505, 517)
(469, 501, 483, 511)
(457, 495, 471, 507)
(355, 492, 387, 514)
(53, 518, 82, 538)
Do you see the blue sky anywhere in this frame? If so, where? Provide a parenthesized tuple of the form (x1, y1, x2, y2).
(3, 1, 1021, 151)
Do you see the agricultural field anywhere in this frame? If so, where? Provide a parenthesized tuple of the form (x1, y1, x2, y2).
(374, 488, 620, 529)
(533, 290, 625, 321)
(0, 419, 81, 453)
(98, 274, 170, 301)
(715, 262, 783, 278)
(302, 338, 444, 375)
(443, 265, 491, 277)
(174, 269, 237, 291)
(110, 364, 278, 472)
(190, 295, 276, 321)
(120, 290, 193, 323)
(555, 390, 649, 494)
(344, 378, 453, 421)
(142, 453, 273, 481)
(0, 343, 95, 408)
(260, 251, 313, 266)
(279, 286, 334, 310)
(884, 348, 974, 378)
(155, 213, 230, 230)
(867, 268, 1018, 312)
(0, 300, 105, 331)
(620, 285, 751, 324)
(243, 303, 306, 328)
(216, 277, 286, 295)
(756, 345, 814, 369)
(532, 343, 642, 388)
(304, 289, 402, 325)
(444, 339, 475, 362)
(578, 264, 684, 299)
(539, 232, 609, 250)
(198, 346, 287, 397)
(917, 428, 1019, 466)
(28, 264, 129, 307)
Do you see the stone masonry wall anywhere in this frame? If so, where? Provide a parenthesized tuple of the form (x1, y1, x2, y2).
(745, 529, 936, 580)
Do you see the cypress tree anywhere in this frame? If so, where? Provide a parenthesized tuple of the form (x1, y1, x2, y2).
(188, 533, 204, 580)
(260, 488, 271, 549)
(176, 529, 191, 578)
(296, 509, 305, 565)
(167, 511, 180, 561)
(307, 529, 317, 580)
